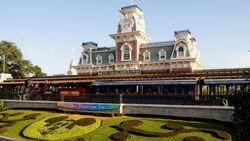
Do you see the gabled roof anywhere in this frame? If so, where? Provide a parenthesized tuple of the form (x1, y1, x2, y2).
(121, 5, 142, 12)
(82, 42, 98, 47)
(174, 30, 191, 36)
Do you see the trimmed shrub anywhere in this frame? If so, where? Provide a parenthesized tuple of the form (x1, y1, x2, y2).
(165, 122, 184, 130)
(23, 113, 41, 120)
(214, 130, 232, 140)
(112, 120, 232, 140)
(0, 100, 4, 109)
(0, 121, 16, 128)
(0, 113, 9, 122)
(233, 92, 250, 140)
(111, 131, 131, 141)
(75, 118, 96, 126)
(184, 136, 205, 141)
(120, 120, 143, 127)
(44, 116, 68, 126)
(0, 128, 7, 134)
(9, 112, 23, 116)
(23, 115, 101, 140)
(75, 137, 86, 141)
(194, 129, 232, 141)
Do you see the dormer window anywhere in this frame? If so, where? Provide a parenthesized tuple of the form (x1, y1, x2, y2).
(96, 55, 102, 65)
(108, 54, 114, 64)
(178, 47, 184, 57)
(80, 53, 88, 65)
(121, 43, 132, 61)
(159, 49, 166, 61)
(143, 50, 151, 62)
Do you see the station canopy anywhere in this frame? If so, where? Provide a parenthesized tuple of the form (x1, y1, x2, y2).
(204, 79, 250, 85)
(92, 79, 197, 86)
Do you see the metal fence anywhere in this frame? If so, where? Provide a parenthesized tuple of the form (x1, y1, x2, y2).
(0, 93, 236, 106)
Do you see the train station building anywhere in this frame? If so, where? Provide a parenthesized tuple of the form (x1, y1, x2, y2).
(0, 5, 250, 101)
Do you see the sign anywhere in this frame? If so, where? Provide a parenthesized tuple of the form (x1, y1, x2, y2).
(98, 70, 141, 75)
(57, 102, 120, 111)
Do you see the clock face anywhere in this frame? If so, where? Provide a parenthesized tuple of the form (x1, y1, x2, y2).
(121, 18, 133, 32)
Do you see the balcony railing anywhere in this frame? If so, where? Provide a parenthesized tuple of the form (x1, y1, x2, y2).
(0, 93, 236, 106)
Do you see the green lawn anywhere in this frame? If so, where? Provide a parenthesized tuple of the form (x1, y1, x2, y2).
(0, 109, 235, 141)
(84, 117, 234, 141)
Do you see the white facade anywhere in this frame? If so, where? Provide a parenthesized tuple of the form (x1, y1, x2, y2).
(70, 5, 203, 75)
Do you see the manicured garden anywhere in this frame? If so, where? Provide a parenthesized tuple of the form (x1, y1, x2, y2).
(0, 109, 234, 141)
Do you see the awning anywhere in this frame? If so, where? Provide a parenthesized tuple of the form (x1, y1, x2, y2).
(92, 80, 196, 86)
(205, 79, 250, 85)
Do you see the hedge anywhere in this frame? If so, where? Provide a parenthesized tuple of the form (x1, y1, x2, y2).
(111, 120, 232, 140)
(184, 136, 205, 141)
(23, 115, 101, 140)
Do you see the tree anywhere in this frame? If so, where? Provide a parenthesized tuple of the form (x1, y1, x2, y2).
(0, 40, 47, 78)
(31, 65, 47, 77)
(233, 92, 250, 140)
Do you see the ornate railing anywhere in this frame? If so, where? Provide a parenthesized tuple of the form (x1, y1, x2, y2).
(0, 93, 235, 106)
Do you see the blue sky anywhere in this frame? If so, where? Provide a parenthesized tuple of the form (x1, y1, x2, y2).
(0, 0, 250, 75)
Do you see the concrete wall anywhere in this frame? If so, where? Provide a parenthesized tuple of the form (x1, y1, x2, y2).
(122, 104, 234, 122)
(4, 100, 58, 109)
(2, 100, 234, 122)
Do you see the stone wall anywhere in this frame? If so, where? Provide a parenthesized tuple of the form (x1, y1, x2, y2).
(3, 100, 234, 122)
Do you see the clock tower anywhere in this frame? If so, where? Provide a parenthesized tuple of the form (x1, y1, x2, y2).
(110, 5, 151, 64)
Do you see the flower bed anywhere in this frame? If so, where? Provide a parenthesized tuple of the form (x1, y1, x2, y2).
(23, 115, 101, 140)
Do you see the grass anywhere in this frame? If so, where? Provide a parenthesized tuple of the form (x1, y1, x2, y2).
(0, 109, 235, 141)
(23, 115, 101, 140)
(0, 109, 57, 141)
(84, 117, 234, 141)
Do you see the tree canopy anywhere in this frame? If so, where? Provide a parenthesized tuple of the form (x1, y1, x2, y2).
(0, 40, 47, 78)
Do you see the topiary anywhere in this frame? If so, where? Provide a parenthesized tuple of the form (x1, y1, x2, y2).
(9, 112, 23, 116)
(23, 113, 41, 120)
(44, 116, 68, 126)
(23, 115, 101, 140)
(165, 122, 184, 130)
(120, 120, 143, 127)
(111, 120, 232, 140)
(111, 131, 131, 141)
(75, 118, 96, 126)
(214, 130, 232, 140)
(0, 128, 7, 134)
(184, 136, 205, 141)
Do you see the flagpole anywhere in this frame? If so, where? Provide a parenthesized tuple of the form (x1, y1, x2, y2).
(2, 54, 5, 73)
(129, 0, 133, 5)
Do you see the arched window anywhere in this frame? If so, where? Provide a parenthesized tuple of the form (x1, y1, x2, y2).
(108, 54, 114, 64)
(121, 44, 132, 61)
(178, 47, 184, 57)
(79, 58, 82, 64)
(143, 50, 150, 62)
(96, 55, 102, 65)
(80, 54, 88, 65)
(159, 49, 166, 61)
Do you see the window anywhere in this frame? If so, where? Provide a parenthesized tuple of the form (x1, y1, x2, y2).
(108, 54, 114, 64)
(178, 47, 184, 57)
(143, 50, 150, 62)
(121, 43, 132, 61)
(82, 54, 88, 64)
(80, 54, 88, 64)
(123, 45, 130, 60)
(79, 58, 82, 64)
(159, 49, 166, 61)
(96, 55, 102, 65)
